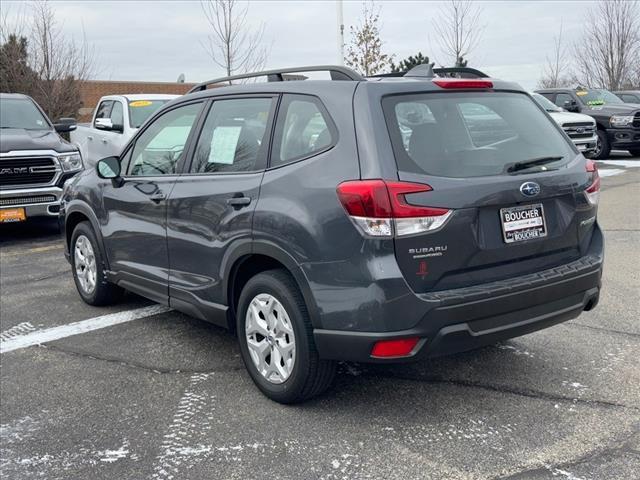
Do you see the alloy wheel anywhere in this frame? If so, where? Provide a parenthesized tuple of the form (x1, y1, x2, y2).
(74, 235, 97, 294)
(245, 293, 296, 384)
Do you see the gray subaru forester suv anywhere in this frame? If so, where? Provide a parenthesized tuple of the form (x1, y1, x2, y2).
(61, 65, 603, 403)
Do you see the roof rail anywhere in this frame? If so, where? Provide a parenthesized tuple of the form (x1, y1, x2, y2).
(187, 65, 365, 93)
(433, 67, 488, 78)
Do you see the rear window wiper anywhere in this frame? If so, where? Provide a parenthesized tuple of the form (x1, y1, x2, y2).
(506, 156, 563, 174)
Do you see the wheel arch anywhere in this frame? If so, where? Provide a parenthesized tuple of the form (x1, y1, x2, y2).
(65, 201, 110, 270)
(224, 242, 320, 331)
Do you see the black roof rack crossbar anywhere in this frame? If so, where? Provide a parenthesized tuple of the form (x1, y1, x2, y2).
(433, 67, 488, 78)
(188, 65, 365, 93)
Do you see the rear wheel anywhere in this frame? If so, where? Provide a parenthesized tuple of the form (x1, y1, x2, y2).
(71, 221, 123, 306)
(628, 148, 640, 157)
(236, 269, 336, 403)
(592, 130, 611, 160)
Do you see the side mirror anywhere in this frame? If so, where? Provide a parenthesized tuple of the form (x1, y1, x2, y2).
(54, 117, 77, 133)
(96, 156, 124, 187)
(95, 118, 113, 130)
(563, 100, 580, 112)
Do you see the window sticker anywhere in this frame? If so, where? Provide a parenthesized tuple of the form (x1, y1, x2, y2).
(130, 100, 153, 107)
(576, 91, 588, 96)
(209, 126, 241, 164)
(586, 100, 604, 106)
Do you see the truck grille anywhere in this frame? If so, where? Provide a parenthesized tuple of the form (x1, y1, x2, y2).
(0, 157, 58, 188)
(562, 122, 595, 139)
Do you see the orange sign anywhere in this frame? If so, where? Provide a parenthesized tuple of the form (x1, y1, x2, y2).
(0, 208, 26, 223)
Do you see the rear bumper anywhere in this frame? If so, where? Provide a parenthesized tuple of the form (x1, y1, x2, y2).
(0, 186, 63, 218)
(314, 231, 603, 363)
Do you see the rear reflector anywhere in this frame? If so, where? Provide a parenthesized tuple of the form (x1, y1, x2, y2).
(371, 338, 420, 358)
(336, 180, 452, 237)
(585, 159, 600, 206)
(433, 79, 493, 89)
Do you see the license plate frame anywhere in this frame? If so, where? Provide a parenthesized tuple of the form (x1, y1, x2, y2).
(500, 203, 547, 244)
(0, 207, 27, 223)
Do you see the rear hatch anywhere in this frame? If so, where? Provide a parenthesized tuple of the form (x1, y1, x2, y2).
(380, 88, 600, 292)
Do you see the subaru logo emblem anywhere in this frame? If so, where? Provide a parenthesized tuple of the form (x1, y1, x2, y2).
(520, 182, 540, 197)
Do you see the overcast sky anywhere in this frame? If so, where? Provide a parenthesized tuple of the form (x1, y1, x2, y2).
(4, 0, 596, 89)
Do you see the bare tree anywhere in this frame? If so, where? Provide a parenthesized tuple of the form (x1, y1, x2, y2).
(574, 0, 640, 90)
(344, 1, 393, 76)
(432, 0, 484, 67)
(538, 21, 573, 88)
(1, 1, 94, 119)
(200, 0, 268, 81)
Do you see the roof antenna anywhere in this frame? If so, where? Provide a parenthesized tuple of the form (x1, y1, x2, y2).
(404, 63, 435, 78)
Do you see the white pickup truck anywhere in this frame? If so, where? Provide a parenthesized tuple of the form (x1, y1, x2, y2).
(71, 94, 179, 167)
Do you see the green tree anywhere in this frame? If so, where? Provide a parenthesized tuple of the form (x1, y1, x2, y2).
(390, 52, 430, 73)
(344, 1, 393, 76)
(0, 34, 37, 94)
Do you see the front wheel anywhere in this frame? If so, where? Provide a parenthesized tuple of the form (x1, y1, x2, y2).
(71, 221, 123, 306)
(591, 130, 611, 160)
(236, 269, 336, 404)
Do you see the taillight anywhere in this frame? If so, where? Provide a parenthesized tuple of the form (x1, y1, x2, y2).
(336, 180, 452, 237)
(371, 337, 420, 358)
(433, 79, 493, 89)
(585, 159, 600, 206)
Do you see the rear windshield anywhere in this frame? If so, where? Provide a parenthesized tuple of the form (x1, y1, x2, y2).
(128, 100, 170, 128)
(383, 91, 576, 178)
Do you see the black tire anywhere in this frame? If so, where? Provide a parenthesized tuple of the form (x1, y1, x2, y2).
(592, 129, 611, 160)
(628, 149, 640, 157)
(70, 221, 123, 306)
(236, 269, 336, 404)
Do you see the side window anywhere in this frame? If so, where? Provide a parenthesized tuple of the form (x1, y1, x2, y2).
(110, 101, 124, 127)
(128, 103, 202, 176)
(555, 93, 573, 108)
(272, 95, 335, 167)
(191, 97, 273, 174)
(621, 94, 639, 103)
(94, 101, 113, 124)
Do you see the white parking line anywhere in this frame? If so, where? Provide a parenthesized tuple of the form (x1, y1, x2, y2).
(0, 305, 171, 354)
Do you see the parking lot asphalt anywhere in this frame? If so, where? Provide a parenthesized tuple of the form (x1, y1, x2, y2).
(1, 154, 639, 480)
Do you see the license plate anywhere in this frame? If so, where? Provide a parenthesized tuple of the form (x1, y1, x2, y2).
(0, 207, 26, 223)
(576, 144, 587, 151)
(500, 204, 546, 243)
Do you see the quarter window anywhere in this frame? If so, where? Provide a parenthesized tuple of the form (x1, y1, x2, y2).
(128, 103, 202, 176)
(272, 95, 335, 167)
(191, 98, 274, 174)
(94, 100, 113, 124)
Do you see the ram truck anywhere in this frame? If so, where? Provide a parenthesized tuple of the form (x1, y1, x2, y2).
(0, 93, 81, 224)
(71, 94, 178, 167)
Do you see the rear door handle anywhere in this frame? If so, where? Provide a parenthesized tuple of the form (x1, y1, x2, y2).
(149, 192, 166, 203)
(226, 196, 251, 208)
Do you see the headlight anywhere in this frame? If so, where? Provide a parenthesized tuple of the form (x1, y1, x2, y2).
(610, 114, 634, 127)
(58, 152, 83, 172)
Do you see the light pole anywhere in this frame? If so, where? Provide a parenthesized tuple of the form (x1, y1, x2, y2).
(336, 0, 345, 65)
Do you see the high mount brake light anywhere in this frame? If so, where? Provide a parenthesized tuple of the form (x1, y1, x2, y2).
(585, 159, 600, 206)
(336, 180, 452, 237)
(433, 79, 493, 89)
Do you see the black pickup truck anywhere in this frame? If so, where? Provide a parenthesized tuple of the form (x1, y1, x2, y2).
(0, 93, 83, 224)
(536, 87, 640, 159)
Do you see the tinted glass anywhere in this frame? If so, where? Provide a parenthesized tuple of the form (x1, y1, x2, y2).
(575, 89, 623, 106)
(272, 95, 334, 166)
(128, 100, 170, 128)
(94, 101, 113, 120)
(110, 101, 124, 126)
(383, 91, 575, 178)
(129, 103, 201, 176)
(0, 98, 50, 130)
(192, 98, 273, 173)
(554, 93, 573, 108)
(532, 93, 562, 112)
